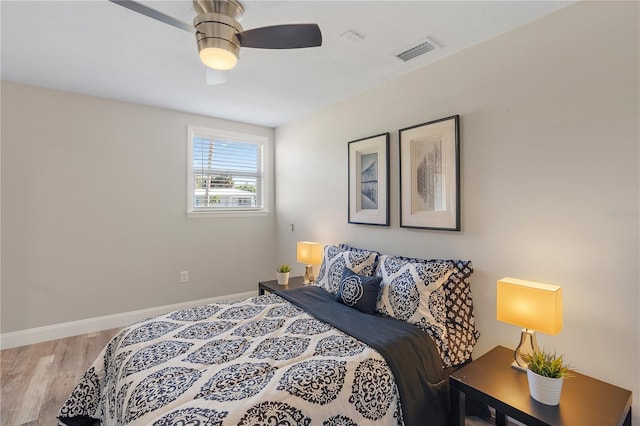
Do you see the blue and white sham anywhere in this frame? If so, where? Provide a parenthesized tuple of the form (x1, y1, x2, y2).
(315, 245, 379, 294)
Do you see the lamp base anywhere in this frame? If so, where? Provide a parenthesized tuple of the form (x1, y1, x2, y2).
(511, 360, 528, 372)
(303, 265, 315, 284)
(512, 328, 539, 371)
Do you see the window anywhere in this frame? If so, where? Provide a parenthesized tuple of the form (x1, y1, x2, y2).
(187, 126, 269, 217)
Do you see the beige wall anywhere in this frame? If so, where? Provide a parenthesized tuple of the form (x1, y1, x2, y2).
(1, 82, 276, 332)
(275, 0, 639, 419)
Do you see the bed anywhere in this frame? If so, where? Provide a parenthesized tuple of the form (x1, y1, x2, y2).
(58, 245, 479, 426)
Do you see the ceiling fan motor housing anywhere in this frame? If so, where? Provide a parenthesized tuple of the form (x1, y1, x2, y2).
(194, 0, 245, 63)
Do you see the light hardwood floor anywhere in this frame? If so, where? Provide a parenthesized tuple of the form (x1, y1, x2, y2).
(1, 328, 494, 426)
(0, 328, 121, 426)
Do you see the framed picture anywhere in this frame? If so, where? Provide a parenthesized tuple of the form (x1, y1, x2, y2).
(348, 132, 390, 226)
(399, 115, 460, 231)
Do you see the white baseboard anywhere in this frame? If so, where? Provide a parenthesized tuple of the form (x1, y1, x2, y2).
(0, 291, 257, 350)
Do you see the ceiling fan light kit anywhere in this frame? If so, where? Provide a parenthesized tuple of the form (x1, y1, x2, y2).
(195, 16, 242, 70)
(199, 45, 238, 70)
(194, 3, 244, 71)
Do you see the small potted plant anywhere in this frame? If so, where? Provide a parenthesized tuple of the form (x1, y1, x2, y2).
(276, 264, 291, 285)
(522, 349, 573, 406)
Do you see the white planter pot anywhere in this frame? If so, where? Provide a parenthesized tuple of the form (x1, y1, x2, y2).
(527, 369, 564, 406)
(276, 272, 290, 285)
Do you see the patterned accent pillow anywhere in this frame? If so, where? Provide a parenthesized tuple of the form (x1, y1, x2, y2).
(375, 255, 454, 363)
(314, 245, 379, 295)
(376, 255, 452, 321)
(435, 259, 479, 366)
(338, 244, 382, 276)
(335, 268, 382, 314)
(338, 244, 382, 257)
(376, 255, 479, 367)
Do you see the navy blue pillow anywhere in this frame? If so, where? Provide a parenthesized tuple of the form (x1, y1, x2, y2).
(336, 268, 382, 314)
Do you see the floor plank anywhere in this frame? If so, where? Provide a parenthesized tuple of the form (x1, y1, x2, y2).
(15, 354, 54, 424)
(0, 328, 121, 426)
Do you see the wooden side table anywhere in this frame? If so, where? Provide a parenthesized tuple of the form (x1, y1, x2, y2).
(449, 345, 632, 426)
(258, 275, 306, 295)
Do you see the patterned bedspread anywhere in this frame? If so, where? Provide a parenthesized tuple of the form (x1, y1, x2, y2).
(58, 292, 408, 425)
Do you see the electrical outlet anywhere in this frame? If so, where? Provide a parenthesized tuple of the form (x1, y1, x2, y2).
(180, 271, 189, 283)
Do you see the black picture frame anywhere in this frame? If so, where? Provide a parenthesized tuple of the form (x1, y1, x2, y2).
(399, 115, 460, 231)
(348, 132, 390, 226)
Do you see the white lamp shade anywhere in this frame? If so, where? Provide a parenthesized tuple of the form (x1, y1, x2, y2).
(296, 242, 323, 265)
(496, 277, 563, 335)
(199, 47, 238, 70)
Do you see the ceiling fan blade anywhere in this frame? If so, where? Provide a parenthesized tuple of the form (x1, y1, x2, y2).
(238, 24, 322, 49)
(108, 0, 194, 33)
(206, 67, 229, 85)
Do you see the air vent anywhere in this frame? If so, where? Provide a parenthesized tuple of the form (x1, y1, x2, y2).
(340, 29, 365, 43)
(394, 37, 439, 62)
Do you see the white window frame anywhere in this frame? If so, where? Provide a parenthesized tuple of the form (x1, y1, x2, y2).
(187, 126, 270, 218)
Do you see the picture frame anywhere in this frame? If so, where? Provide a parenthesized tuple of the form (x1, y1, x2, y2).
(399, 115, 460, 231)
(348, 132, 390, 226)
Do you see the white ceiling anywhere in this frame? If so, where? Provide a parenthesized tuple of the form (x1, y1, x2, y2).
(1, 1, 574, 128)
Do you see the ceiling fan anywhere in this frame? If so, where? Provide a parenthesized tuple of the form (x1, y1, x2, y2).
(109, 0, 322, 82)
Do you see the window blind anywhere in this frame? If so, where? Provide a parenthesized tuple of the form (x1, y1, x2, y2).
(192, 135, 263, 211)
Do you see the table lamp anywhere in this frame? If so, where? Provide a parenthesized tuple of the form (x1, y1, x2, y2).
(296, 241, 323, 284)
(496, 277, 563, 371)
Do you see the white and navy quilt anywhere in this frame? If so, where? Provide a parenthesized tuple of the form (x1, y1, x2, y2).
(58, 286, 448, 426)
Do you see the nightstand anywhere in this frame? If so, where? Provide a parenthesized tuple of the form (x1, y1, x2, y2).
(449, 346, 632, 426)
(258, 276, 306, 295)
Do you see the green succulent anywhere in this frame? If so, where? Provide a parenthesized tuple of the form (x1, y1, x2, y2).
(523, 349, 573, 379)
(276, 264, 291, 273)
